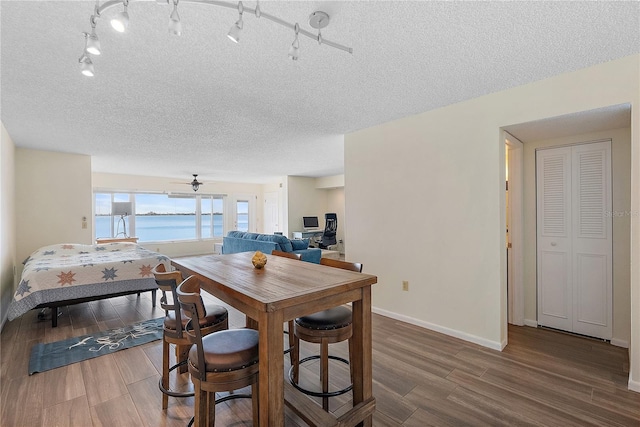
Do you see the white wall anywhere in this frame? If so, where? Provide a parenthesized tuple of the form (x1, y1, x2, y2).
(0, 124, 16, 327)
(16, 149, 93, 266)
(345, 54, 640, 390)
(522, 128, 631, 346)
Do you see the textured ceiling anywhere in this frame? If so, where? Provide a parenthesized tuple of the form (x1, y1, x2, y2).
(2, 1, 639, 184)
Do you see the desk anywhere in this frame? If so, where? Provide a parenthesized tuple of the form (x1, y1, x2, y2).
(172, 252, 377, 426)
(292, 230, 323, 240)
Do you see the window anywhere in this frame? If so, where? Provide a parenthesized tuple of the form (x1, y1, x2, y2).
(236, 200, 249, 232)
(95, 193, 131, 238)
(94, 192, 225, 242)
(201, 196, 224, 238)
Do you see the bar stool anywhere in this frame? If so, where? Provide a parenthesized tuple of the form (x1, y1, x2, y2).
(177, 275, 260, 427)
(152, 264, 229, 410)
(289, 257, 363, 411)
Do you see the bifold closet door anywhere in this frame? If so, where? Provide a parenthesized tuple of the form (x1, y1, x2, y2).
(536, 141, 612, 340)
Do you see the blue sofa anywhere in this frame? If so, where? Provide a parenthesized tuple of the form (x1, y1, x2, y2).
(222, 231, 322, 263)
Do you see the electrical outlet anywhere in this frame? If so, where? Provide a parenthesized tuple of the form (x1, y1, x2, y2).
(402, 280, 409, 291)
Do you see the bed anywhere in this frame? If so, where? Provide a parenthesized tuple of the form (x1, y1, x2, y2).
(7, 242, 170, 327)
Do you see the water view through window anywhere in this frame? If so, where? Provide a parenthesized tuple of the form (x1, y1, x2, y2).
(95, 193, 224, 242)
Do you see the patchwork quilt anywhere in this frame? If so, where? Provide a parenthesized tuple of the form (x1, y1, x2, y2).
(8, 243, 170, 321)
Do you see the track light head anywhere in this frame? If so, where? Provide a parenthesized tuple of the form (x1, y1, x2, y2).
(227, 18, 243, 43)
(227, 2, 244, 43)
(79, 54, 95, 77)
(288, 23, 299, 61)
(111, 9, 129, 33)
(168, 1, 182, 36)
(84, 28, 101, 55)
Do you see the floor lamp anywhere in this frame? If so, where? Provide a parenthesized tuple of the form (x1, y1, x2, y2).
(112, 201, 132, 237)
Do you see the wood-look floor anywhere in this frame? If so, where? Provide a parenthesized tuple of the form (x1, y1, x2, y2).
(1, 291, 638, 426)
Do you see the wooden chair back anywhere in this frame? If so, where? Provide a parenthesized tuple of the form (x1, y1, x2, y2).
(320, 257, 362, 273)
(153, 263, 185, 338)
(176, 275, 208, 380)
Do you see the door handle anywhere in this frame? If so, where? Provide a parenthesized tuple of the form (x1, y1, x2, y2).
(551, 242, 557, 246)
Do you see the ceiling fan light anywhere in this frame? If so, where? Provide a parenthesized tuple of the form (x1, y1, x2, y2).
(111, 10, 129, 33)
(79, 54, 95, 77)
(168, 4, 181, 36)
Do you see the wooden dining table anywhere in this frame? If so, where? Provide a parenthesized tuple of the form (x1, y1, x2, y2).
(171, 252, 377, 427)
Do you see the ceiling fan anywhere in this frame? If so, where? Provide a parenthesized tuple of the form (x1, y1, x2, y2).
(174, 174, 204, 192)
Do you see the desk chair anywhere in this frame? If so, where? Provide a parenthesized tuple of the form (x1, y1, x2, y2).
(289, 257, 363, 411)
(270, 250, 302, 364)
(177, 276, 260, 427)
(318, 213, 337, 249)
(152, 264, 229, 410)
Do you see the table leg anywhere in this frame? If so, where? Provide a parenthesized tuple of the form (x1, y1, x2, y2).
(258, 310, 284, 426)
(351, 287, 373, 427)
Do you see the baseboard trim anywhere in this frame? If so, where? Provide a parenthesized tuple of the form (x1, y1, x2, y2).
(629, 378, 640, 393)
(524, 319, 538, 328)
(610, 338, 629, 349)
(372, 306, 503, 351)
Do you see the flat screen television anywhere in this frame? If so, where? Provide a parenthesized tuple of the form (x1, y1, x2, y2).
(303, 216, 319, 229)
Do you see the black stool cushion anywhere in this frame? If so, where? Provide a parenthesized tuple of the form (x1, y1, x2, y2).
(190, 329, 259, 372)
(164, 303, 228, 331)
(296, 306, 352, 330)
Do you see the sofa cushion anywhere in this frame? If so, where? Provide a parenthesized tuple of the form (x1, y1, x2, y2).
(291, 239, 309, 250)
(227, 231, 246, 238)
(255, 234, 293, 252)
(243, 233, 260, 240)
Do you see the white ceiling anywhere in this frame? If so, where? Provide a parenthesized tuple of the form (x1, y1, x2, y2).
(2, 1, 639, 184)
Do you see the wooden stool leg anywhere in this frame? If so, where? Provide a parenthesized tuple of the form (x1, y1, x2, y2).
(207, 390, 215, 427)
(287, 320, 295, 366)
(348, 336, 354, 384)
(176, 344, 190, 374)
(193, 379, 204, 427)
(252, 381, 260, 427)
(292, 334, 300, 384)
(321, 338, 329, 411)
(162, 337, 169, 410)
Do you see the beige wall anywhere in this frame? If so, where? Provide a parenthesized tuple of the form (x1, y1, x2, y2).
(0, 124, 16, 327)
(16, 149, 93, 267)
(522, 128, 631, 346)
(345, 54, 639, 389)
(286, 176, 329, 239)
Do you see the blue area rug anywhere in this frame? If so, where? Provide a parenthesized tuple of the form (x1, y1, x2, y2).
(29, 317, 164, 375)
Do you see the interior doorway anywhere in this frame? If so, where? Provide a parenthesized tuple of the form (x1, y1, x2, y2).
(263, 191, 279, 234)
(505, 131, 524, 326)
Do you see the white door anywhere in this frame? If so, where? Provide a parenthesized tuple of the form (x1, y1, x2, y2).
(536, 141, 612, 340)
(263, 192, 279, 234)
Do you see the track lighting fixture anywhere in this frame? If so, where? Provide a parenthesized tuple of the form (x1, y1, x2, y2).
(110, 0, 129, 33)
(288, 23, 299, 61)
(168, 0, 181, 36)
(79, 0, 352, 76)
(227, 1, 243, 43)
